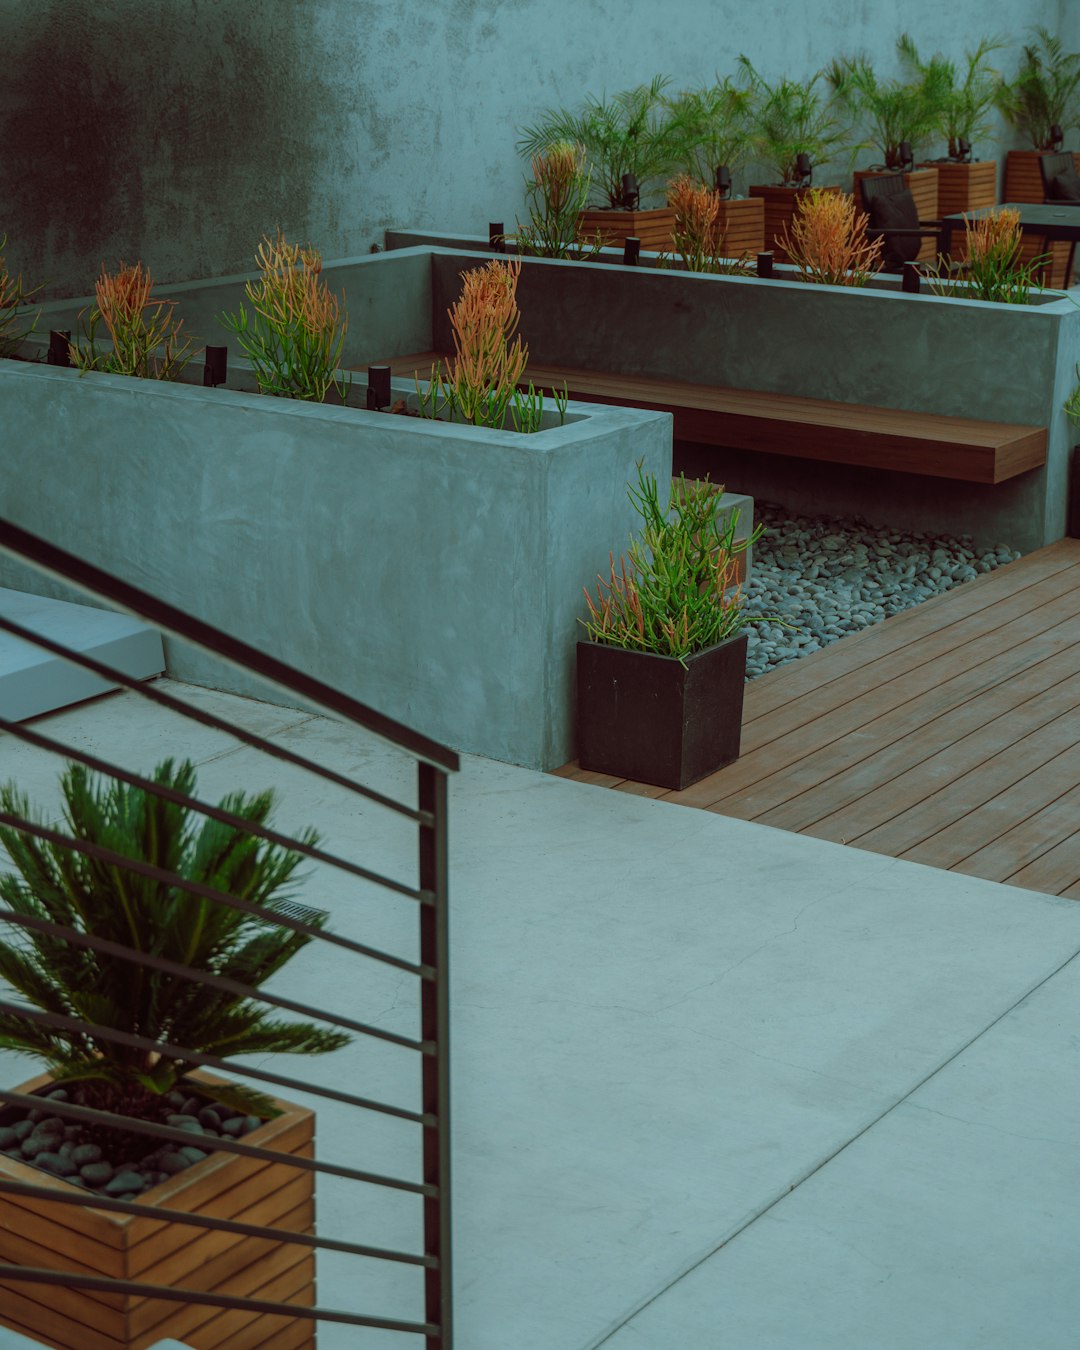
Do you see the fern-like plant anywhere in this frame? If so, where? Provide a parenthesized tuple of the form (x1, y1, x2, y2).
(776, 188, 884, 286)
(665, 79, 755, 185)
(69, 261, 197, 380)
(995, 27, 1080, 150)
(899, 33, 1005, 159)
(219, 232, 349, 402)
(581, 466, 764, 664)
(825, 47, 952, 168)
(0, 759, 350, 1122)
(737, 57, 855, 185)
(517, 76, 687, 207)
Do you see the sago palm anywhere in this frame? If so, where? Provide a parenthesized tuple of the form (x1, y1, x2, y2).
(0, 759, 350, 1121)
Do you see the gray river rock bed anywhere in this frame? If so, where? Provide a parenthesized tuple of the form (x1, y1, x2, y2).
(741, 503, 1022, 680)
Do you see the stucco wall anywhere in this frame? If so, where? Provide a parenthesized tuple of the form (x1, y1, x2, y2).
(0, 0, 1067, 298)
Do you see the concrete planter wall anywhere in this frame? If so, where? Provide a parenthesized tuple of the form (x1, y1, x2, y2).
(388, 236, 1080, 554)
(1, 249, 670, 771)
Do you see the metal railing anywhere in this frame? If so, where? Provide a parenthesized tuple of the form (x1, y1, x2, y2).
(0, 519, 458, 1348)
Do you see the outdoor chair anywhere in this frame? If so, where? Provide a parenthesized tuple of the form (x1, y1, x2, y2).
(857, 172, 947, 273)
(1039, 151, 1080, 203)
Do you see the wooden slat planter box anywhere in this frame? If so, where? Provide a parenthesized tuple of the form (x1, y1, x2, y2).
(921, 161, 997, 260)
(853, 166, 940, 262)
(0, 1072, 316, 1350)
(709, 197, 765, 257)
(747, 184, 840, 262)
(1002, 149, 1080, 203)
(577, 207, 676, 251)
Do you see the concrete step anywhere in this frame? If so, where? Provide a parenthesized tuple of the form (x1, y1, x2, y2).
(0, 589, 164, 721)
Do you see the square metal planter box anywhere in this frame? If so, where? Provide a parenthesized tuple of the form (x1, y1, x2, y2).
(576, 634, 748, 790)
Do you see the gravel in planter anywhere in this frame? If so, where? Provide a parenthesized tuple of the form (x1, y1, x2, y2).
(742, 502, 1021, 680)
(0, 1084, 267, 1199)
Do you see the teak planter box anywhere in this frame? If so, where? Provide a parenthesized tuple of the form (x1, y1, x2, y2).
(577, 207, 677, 251)
(710, 197, 766, 257)
(923, 160, 997, 260)
(852, 166, 940, 262)
(0, 1071, 316, 1350)
(747, 184, 841, 262)
(577, 633, 748, 790)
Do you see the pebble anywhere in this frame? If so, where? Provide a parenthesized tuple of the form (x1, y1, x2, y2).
(80, 1161, 114, 1186)
(0, 1127, 16, 1150)
(104, 1170, 146, 1196)
(35, 1151, 77, 1177)
(165, 1114, 205, 1134)
(71, 1143, 103, 1167)
(177, 1146, 208, 1165)
(742, 504, 1021, 679)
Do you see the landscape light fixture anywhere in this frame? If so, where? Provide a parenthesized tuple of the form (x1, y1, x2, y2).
(897, 141, 914, 173)
(202, 345, 227, 387)
(756, 251, 774, 278)
(623, 236, 641, 266)
(956, 137, 972, 162)
(47, 330, 70, 367)
(901, 261, 921, 294)
(1050, 123, 1065, 150)
(620, 173, 640, 210)
(366, 364, 392, 411)
(714, 164, 732, 199)
(794, 153, 813, 187)
(489, 221, 505, 253)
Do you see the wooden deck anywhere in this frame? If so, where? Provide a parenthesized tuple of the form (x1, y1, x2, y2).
(556, 539, 1080, 899)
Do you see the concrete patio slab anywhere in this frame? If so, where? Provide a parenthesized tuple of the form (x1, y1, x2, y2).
(0, 683, 1078, 1349)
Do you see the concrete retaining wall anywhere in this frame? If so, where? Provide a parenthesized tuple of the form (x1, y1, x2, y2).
(0, 356, 670, 770)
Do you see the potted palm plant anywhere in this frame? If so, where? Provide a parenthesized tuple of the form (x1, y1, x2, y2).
(997, 26, 1080, 200)
(739, 57, 854, 262)
(826, 45, 950, 262)
(0, 758, 349, 1350)
(577, 467, 763, 791)
(664, 78, 764, 255)
(900, 33, 1005, 222)
(516, 76, 685, 250)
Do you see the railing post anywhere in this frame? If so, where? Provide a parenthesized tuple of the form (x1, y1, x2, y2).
(419, 762, 452, 1348)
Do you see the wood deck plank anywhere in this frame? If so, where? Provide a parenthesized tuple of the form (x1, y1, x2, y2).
(556, 540, 1080, 898)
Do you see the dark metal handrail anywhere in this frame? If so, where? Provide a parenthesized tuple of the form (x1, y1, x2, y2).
(0, 519, 456, 1348)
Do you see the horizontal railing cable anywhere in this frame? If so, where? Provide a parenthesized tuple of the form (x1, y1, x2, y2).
(0, 1000, 431, 1126)
(0, 520, 461, 771)
(0, 1266, 440, 1336)
(0, 1178, 435, 1267)
(0, 612, 431, 825)
(0, 1089, 436, 1196)
(0, 713, 432, 904)
(0, 905, 430, 1053)
(0, 810, 433, 979)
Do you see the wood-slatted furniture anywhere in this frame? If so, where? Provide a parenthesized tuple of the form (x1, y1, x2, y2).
(0, 1071, 315, 1350)
(374, 352, 1047, 486)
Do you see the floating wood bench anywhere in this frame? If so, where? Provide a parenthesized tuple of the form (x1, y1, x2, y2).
(372, 351, 1047, 486)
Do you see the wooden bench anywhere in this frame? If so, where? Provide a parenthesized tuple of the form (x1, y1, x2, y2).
(369, 351, 1047, 486)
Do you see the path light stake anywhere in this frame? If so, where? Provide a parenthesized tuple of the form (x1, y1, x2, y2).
(47, 330, 70, 367)
(623, 236, 641, 266)
(621, 173, 640, 210)
(902, 262, 921, 294)
(366, 364, 391, 411)
(756, 251, 774, 278)
(488, 222, 505, 254)
(202, 344, 227, 387)
(714, 165, 732, 200)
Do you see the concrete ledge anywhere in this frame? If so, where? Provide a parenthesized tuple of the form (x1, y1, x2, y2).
(0, 589, 163, 720)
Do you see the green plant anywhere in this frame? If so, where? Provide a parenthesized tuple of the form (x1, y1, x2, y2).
(995, 27, 1080, 150)
(777, 188, 883, 286)
(658, 175, 754, 274)
(0, 759, 350, 1123)
(513, 141, 606, 260)
(417, 256, 567, 433)
(0, 235, 44, 359)
(219, 232, 349, 402)
(826, 45, 952, 167)
(581, 465, 764, 664)
(924, 208, 1046, 303)
(665, 78, 755, 184)
(899, 33, 1006, 159)
(68, 261, 197, 380)
(517, 76, 688, 207)
(737, 57, 856, 185)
